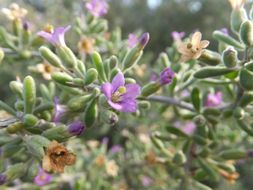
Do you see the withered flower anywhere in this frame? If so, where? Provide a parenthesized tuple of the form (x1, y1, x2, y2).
(228, 0, 246, 10)
(42, 140, 76, 173)
(36, 62, 58, 80)
(145, 150, 157, 165)
(78, 37, 95, 54)
(177, 31, 209, 62)
(1, 3, 27, 21)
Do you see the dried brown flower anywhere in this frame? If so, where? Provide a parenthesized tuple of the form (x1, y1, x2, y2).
(42, 140, 76, 173)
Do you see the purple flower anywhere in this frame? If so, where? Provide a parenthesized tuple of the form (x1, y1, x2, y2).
(171, 31, 185, 41)
(37, 25, 71, 47)
(0, 174, 7, 185)
(53, 97, 67, 123)
(127, 33, 139, 48)
(68, 121, 85, 136)
(34, 168, 52, 186)
(159, 67, 175, 85)
(182, 122, 196, 135)
(110, 145, 122, 154)
(85, 0, 108, 17)
(101, 71, 141, 112)
(220, 28, 229, 36)
(141, 176, 152, 187)
(23, 20, 31, 31)
(205, 91, 223, 107)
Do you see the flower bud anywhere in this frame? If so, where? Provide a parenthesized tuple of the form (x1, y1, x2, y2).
(231, 8, 248, 33)
(159, 67, 175, 85)
(240, 20, 253, 46)
(100, 110, 119, 125)
(233, 107, 245, 120)
(219, 149, 247, 160)
(57, 46, 77, 68)
(194, 67, 237, 79)
(213, 30, 245, 50)
(239, 68, 253, 90)
(84, 68, 98, 85)
(84, 98, 98, 128)
(23, 114, 38, 128)
(172, 151, 186, 165)
(217, 163, 236, 173)
(222, 47, 238, 68)
(91, 51, 107, 82)
(39, 46, 63, 68)
(138, 101, 151, 110)
(141, 82, 160, 97)
(9, 81, 23, 99)
(52, 72, 73, 85)
(23, 76, 36, 114)
(199, 50, 221, 66)
(68, 121, 85, 136)
(138, 32, 150, 50)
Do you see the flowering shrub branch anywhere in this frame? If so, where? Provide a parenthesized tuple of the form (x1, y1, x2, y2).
(0, 0, 253, 189)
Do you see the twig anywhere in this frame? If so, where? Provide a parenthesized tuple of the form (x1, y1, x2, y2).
(147, 95, 194, 112)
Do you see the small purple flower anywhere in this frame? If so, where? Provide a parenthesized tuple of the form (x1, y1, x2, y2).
(127, 33, 139, 48)
(142, 176, 153, 187)
(220, 28, 229, 36)
(0, 174, 7, 185)
(37, 25, 71, 47)
(159, 67, 175, 85)
(171, 31, 185, 41)
(85, 0, 108, 17)
(182, 122, 196, 135)
(53, 97, 67, 123)
(101, 71, 141, 112)
(205, 91, 223, 107)
(139, 32, 150, 49)
(34, 168, 52, 186)
(102, 137, 109, 145)
(110, 145, 122, 154)
(68, 121, 85, 136)
(247, 149, 253, 157)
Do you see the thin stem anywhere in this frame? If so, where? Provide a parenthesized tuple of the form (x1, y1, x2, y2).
(146, 95, 194, 112)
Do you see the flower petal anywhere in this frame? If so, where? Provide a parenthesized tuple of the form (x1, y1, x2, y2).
(101, 82, 113, 99)
(191, 31, 202, 47)
(111, 71, 125, 92)
(108, 100, 123, 111)
(120, 100, 137, 112)
(200, 40, 210, 48)
(37, 31, 52, 42)
(121, 84, 141, 99)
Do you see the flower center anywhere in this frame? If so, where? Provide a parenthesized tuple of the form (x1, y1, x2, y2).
(111, 86, 126, 103)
